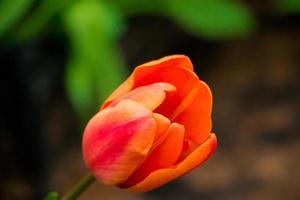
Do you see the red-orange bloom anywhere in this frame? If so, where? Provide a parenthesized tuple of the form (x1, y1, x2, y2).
(82, 55, 217, 192)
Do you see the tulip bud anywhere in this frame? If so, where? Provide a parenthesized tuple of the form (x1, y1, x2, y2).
(82, 55, 217, 192)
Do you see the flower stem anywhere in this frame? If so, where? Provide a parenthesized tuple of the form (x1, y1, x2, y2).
(61, 173, 95, 200)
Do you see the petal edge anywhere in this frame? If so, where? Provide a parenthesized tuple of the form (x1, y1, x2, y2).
(125, 134, 217, 192)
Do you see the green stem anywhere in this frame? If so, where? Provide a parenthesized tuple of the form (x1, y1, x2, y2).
(61, 173, 95, 200)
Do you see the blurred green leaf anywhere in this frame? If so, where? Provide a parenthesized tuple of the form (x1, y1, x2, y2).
(63, 0, 127, 120)
(14, 0, 71, 41)
(165, 0, 256, 39)
(0, 0, 33, 37)
(106, 0, 163, 15)
(275, 0, 300, 14)
(43, 192, 58, 200)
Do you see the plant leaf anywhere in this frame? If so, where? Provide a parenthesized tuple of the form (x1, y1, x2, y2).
(43, 192, 58, 200)
(106, 0, 163, 15)
(13, 0, 72, 41)
(63, 0, 127, 120)
(275, 0, 300, 14)
(165, 0, 256, 39)
(0, 0, 33, 37)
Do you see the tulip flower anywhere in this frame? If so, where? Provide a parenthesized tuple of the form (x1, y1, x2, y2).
(82, 55, 217, 192)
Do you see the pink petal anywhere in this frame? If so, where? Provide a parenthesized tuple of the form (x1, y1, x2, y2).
(82, 100, 157, 185)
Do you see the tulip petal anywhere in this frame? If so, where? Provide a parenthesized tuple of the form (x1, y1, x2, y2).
(152, 113, 171, 146)
(104, 64, 210, 145)
(174, 81, 213, 145)
(134, 66, 200, 118)
(119, 123, 185, 188)
(82, 100, 157, 185)
(126, 134, 217, 192)
(140, 55, 193, 71)
(102, 55, 193, 108)
(103, 82, 176, 111)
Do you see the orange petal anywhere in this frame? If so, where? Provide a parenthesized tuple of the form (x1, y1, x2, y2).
(152, 113, 171, 145)
(82, 100, 157, 185)
(174, 81, 212, 144)
(139, 55, 193, 71)
(102, 55, 193, 108)
(120, 123, 185, 188)
(169, 83, 200, 121)
(135, 66, 200, 118)
(103, 82, 176, 110)
(126, 134, 217, 192)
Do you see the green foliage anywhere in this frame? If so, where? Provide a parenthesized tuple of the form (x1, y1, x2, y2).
(63, 0, 126, 120)
(107, 0, 163, 15)
(0, 0, 258, 120)
(0, 0, 33, 37)
(14, 0, 72, 41)
(43, 192, 58, 200)
(164, 0, 255, 39)
(107, 0, 256, 39)
(275, 0, 300, 14)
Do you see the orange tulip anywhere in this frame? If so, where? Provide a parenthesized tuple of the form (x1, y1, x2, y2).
(82, 55, 217, 192)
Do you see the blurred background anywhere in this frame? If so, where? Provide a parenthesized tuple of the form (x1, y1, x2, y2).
(1, 0, 300, 199)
